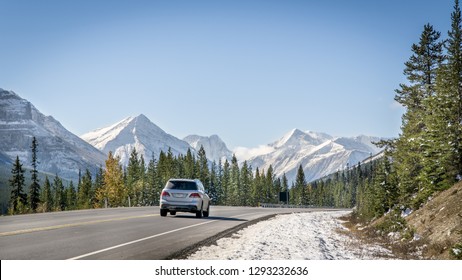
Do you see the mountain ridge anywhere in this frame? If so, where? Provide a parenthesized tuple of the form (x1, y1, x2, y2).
(1, 88, 383, 185)
(243, 129, 382, 183)
(82, 115, 383, 183)
(81, 114, 193, 166)
(183, 134, 233, 163)
(0, 89, 106, 181)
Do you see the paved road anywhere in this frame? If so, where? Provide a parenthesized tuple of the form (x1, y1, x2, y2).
(0, 206, 343, 259)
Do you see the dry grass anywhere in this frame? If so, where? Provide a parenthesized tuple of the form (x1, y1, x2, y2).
(340, 182, 462, 260)
(406, 182, 462, 259)
(339, 213, 426, 259)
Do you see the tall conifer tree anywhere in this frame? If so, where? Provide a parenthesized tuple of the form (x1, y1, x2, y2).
(29, 137, 40, 212)
(126, 147, 140, 205)
(66, 181, 77, 210)
(78, 169, 92, 208)
(221, 159, 231, 205)
(240, 161, 252, 206)
(41, 176, 52, 212)
(53, 174, 65, 211)
(197, 146, 209, 187)
(9, 156, 27, 214)
(394, 23, 444, 205)
(146, 155, 161, 204)
(229, 155, 240, 206)
(295, 165, 308, 205)
(209, 161, 219, 204)
(423, 0, 462, 194)
(444, 0, 462, 181)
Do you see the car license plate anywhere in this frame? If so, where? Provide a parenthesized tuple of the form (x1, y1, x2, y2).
(173, 193, 187, 198)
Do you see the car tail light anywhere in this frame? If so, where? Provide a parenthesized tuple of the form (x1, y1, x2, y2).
(161, 191, 170, 197)
(189, 193, 201, 198)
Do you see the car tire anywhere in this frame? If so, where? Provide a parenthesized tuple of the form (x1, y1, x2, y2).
(196, 204, 203, 218)
(203, 204, 210, 218)
(170, 211, 176, 216)
(160, 209, 168, 217)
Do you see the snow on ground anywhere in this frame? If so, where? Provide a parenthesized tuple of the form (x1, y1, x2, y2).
(188, 211, 393, 260)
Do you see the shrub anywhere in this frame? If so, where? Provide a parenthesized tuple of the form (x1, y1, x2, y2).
(375, 210, 415, 241)
(450, 242, 462, 260)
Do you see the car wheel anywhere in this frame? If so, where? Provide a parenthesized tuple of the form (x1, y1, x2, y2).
(170, 211, 176, 216)
(203, 204, 210, 218)
(160, 209, 168, 217)
(196, 204, 203, 218)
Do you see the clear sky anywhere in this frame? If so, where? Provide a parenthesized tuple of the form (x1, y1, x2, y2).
(0, 0, 454, 149)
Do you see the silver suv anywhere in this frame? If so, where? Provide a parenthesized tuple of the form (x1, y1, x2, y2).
(159, 179, 210, 218)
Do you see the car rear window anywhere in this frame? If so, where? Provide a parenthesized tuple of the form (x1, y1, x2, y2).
(165, 181, 198, 190)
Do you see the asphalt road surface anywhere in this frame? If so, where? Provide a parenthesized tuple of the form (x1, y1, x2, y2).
(0, 206, 343, 260)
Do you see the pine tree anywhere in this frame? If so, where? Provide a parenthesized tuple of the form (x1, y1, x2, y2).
(274, 178, 282, 204)
(59, 177, 67, 210)
(229, 155, 240, 205)
(289, 182, 297, 205)
(282, 173, 288, 192)
(166, 148, 175, 179)
(240, 161, 252, 206)
(370, 157, 398, 216)
(394, 23, 444, 206)
(184, 148, 196, 179)
(9, 156, 27, 214)
(441, 0, 462, 181)
(53, 175, 65, 211)
(138, 155, 148, 206)
(61, 183, 68, 211)
(126, 147, 141, 206)
(29, 136, 40, 212)
(41, 176, 53, 212)
(197, 146, 209, 186)
(395, 24, 444, 108)
(265, 165, 275, 203)
(92, 166, 105, 208)
(281, 173, 289, 205)
(209, 161, 219, 204)
(421, 0, 462, 196)
(216, 159, 224, 205)
(158, 150, 175, 185)
(295, 165, 308, 205)
(157, 151, 168, 184)
(251, 167, 261, 206)
(78, 169, 92, 209)
(221, 159, 231, 205)
(66, 181, 77, 210)
(146, 154, 162, 205)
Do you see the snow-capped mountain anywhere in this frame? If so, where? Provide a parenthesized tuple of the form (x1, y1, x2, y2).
(183, 134, 233, 163)
(241, 129, 382, 183)
(81, 114, 192, 166)
(0, 89, 106, 180)
(0, 88, 383, 186)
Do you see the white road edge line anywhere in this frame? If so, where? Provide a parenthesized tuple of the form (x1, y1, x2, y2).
(67, 213, 250, 260)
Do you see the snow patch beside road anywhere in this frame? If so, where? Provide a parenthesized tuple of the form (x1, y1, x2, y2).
(189, 211, 393, 260)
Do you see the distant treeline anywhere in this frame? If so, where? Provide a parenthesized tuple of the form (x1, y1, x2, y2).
(5, 141, 287, 214)
(6, 136, 374, 215)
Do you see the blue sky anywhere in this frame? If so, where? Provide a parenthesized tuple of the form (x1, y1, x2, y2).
(0, 0, 454, 149)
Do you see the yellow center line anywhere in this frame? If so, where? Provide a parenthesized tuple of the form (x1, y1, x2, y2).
(0, 214, 160, 237)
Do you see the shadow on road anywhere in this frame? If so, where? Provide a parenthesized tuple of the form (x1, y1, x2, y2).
(172, 215, 247, 222)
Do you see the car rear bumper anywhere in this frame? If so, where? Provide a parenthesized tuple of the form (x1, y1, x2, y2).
(160, 201, 200, 212)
